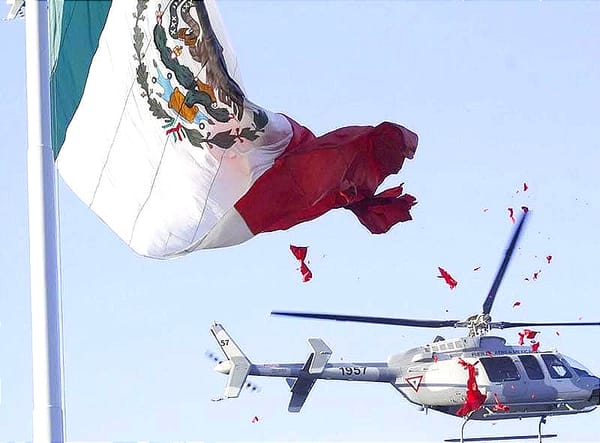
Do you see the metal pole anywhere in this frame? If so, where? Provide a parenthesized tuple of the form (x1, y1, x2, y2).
(25, 0, 65, 442)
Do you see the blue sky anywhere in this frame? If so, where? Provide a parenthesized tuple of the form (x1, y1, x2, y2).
(1, 1, 599, 441)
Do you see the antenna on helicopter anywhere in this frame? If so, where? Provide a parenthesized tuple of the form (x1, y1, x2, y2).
(272, 211, 600, 337)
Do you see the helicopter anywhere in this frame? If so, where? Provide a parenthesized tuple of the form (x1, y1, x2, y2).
(210, 212, 600, 442)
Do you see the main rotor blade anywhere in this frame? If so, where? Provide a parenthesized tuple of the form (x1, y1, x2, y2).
(271, 311, 460, 328)
(482, 211, 529, 316)
(491, 321, 600, 329)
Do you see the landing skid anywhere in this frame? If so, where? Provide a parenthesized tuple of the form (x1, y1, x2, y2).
(444, 416, 557, 443)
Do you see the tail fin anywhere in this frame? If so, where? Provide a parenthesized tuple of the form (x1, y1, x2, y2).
(211, 323, 251, 398)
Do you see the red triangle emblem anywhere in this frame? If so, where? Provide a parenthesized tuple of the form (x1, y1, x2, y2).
(405, 375, 423, 392)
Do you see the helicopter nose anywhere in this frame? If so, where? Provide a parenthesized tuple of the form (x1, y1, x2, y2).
(214, 360, 232, 374)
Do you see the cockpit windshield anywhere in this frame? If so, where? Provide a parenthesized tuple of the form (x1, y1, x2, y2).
(563, 356, 594, 377)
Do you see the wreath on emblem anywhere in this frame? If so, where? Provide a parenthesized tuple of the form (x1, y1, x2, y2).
(132, 0, 268, 149)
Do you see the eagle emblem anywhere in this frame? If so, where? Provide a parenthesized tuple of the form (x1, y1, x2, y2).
(133, 0, 268, 149)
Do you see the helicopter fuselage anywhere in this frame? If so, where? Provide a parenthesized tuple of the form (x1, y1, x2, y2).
(213, 326, 599, 421)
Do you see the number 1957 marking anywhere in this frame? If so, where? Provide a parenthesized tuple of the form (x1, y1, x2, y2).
(339, 366, 367, 376)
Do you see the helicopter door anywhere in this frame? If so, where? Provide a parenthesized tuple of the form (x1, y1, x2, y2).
(516, 354, 556, 401)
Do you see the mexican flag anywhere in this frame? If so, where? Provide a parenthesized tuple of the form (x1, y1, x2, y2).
(50, 0, 418, 259)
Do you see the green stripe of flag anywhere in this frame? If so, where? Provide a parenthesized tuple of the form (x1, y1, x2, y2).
(49, 0, 112, 158)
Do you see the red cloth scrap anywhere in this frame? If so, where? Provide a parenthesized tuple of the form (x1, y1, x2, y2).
(531, 341, 540, 352)
(508, 207, 515, 224)
(456, 359, 487, 417)
(512, 301, 521, 308)
(473, 266, 481, 271)
(523, 182, 529, 192)
(521, 205, 529, 213)
(492, 393, 510, 412)
(546, 255, 553, 264)
(290, 245, 313, 282)
(518, 329, 539, 345)
(437, 267, 458, 289)
(532, 270, 541, 280)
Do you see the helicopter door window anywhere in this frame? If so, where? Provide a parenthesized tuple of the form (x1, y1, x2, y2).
(541, 354, 573, 379)
(518, 355, 545, 380)
(479, 357, 521, 382)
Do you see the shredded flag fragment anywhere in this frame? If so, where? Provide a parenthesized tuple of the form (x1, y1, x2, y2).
(532, 270, 541, 280)
(251, 415, 259, 423)
(508, 207, 515, 224)
(290, 245, 313, 282)
(546, 255, 553, 264)
(521, 205, 529, 213)
(518, 329, 539, 345)
(523, 182, 529, 192)
(456, 359, 486, 417)
(512, 301, 521, 308)
(531, 341, 540, 352)
(437, 267, 458, 289)
(492, 393, 510, 412)
(473, 266, 481, 271)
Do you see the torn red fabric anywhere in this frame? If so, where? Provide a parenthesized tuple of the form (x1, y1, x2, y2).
(492, 393, 510, 412)
(437, 267, 458, 289)
(555, 331, 560, 336)
(518, 329, 539, 345)
(299, 261, 312, 282)
(531, 341, 540, 352)
(473, 266, 481, 271)
(433, 354, 439, 363)
(290, 245, 312, 282)
(523, 182, 529, 192)
(456, 359, 487, 417)
(512, 301, 521, 308)
(546, 255, 552, 264)
(485, 351, 494, 357)
(524, 329, 539, 339)
(521, 205, 529, 213)
(236, 119, 418, 236)
(290, 245, 307, 261)
(533, 270, 541, 280)
(508, 207, 515, 224)
(251, 415, 259, 423)
(346, 185, 417, 234)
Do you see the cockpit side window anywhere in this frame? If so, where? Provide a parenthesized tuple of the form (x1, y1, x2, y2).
(518, 355, 545, 380)
(480, 356, 520, 382)
(564, 356, 593, 377)
(541, 354, 572, 379)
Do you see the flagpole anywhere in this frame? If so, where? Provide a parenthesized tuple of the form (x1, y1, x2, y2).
(25, 0, 65, 442)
